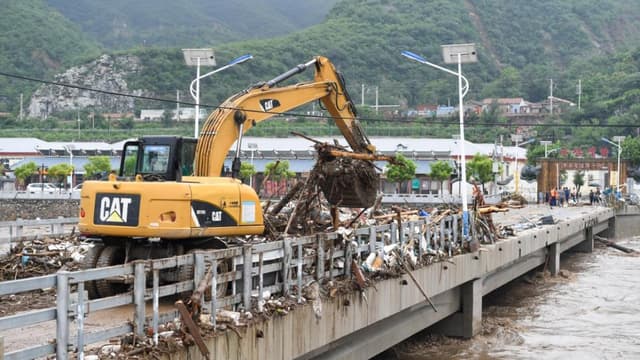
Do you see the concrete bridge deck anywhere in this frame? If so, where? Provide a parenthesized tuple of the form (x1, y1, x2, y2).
(160, 205, 618, 360)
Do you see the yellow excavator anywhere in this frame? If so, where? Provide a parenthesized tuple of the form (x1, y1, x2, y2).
(78, 56, 390, 298)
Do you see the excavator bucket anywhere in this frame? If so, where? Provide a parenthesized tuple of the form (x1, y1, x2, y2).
(315, 158, 379, 208)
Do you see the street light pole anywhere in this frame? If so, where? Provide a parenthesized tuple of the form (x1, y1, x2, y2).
(540, 140, 552, 158)
(183, 50, 253, 138)
(602, 136, 625, 196)
(511, 135, 535, 194)
(64, 145, 74, 188)
(402, 44, 477, 238)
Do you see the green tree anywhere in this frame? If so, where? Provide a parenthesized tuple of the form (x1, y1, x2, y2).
(264, 160, 295, 196)
(118, 117, 135, 130)
(239, 162, 256, 185)
(264, 161, 295, 181)
(622, 136, 640, 166)
(429, 160, 453, 196)
(385, 153, 416, 193)
(14, 162, 38, 189)
(161, 110, 174, 127)
(48, 163, 74, 188)
(84, 156, 113, 179)
(466, 154, 494, 191)
(572, 171, 585, 198)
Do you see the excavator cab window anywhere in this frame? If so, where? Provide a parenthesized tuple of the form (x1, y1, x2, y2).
(121, 144, 139, 177)
(142, 145, 170, 173)
(180, 141, 196, 176)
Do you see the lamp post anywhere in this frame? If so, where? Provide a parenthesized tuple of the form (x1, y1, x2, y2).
(402, 44, 477, 238)
(602, 136, 625, 195)
(64, 145, 74, 188)
(247, 142, 258, 188)
(540, 140, 552, 157)
(182, 50, 253, 138)
(511, 135, 535, 194)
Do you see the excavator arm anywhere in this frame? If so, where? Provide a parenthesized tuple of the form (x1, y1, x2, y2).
(195, 56, 377, 177)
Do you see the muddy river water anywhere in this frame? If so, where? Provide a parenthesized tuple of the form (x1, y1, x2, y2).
(381, 237, 640, 360)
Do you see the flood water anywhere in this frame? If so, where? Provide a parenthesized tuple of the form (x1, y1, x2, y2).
(382, 237, 640, 360)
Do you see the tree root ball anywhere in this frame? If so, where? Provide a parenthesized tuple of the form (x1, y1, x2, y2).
(315, 158, 379, 208)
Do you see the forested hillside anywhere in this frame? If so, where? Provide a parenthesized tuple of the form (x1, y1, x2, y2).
(3, 0, 640, 132)
(0, 0, 101, 112)
(122, 0, 640, 108)
(45, 0, 338, 49)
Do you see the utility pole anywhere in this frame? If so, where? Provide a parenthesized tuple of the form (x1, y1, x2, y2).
(375, 86, 379, 114)
(549, 79, 554, 116)
(19, 93, 23, 121)
(361, 84, 365, 106)
(176, 90, 180, 122)
(77, 111, 81, 139)
(577, 79, 582, 110)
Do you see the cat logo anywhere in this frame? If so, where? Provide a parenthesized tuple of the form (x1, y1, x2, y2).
(94, 194, 140, 227)
(259, 99, 280, 112)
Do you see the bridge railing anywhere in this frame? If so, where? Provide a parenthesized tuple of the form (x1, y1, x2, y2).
(0, 213, 469, 360)
(0, 217, 79, 248)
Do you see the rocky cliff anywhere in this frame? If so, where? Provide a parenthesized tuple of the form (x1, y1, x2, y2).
(27, 54, 145, 118)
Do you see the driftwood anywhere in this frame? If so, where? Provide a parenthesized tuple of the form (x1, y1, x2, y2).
(594, 235, 636, 254)
(269, 181, 304, 216)
(373, 210, 418, 220)
(175, 300, 210, 360)
(477, 206, 509, 214)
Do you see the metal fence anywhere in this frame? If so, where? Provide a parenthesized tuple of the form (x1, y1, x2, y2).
(0, 217, 79, 247)
(0, 191, 80, 200)
(0, 213, 468, 360)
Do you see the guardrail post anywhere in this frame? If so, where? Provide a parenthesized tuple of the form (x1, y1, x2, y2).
(152, 268, 160, 346)
(344, 237, 352, 278)
(426, 217, 432, 252)
(76, 282, 85, 359)
(242, 245, 253, 310)
(210, 259, 218, 328)
(440, 217, 446, 251)
(453, 215, 459, 245)
(53, 216, 63, 234)
(133, 261, 146, 338)
(316, 234, 325, 281)
(56, 271, 70, 360)
(297, 242, 303, 303)
(15, 218, 23, 240)
(194, 253, 206, 302)
(391, 222, 398, 244)
(368, 227, 376, 254)
(283, 239, 291, 296)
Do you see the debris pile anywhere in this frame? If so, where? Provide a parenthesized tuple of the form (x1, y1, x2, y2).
(0, 235, 87, 281)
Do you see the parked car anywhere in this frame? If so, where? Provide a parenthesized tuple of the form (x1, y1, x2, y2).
(70, 183, 83, 194)
(26, 182, 57, 194)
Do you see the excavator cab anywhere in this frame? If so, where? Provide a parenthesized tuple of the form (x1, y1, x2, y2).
(119, 136, 197, 181)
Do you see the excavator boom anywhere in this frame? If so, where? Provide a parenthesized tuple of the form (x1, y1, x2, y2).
(195, 56, 377, 178)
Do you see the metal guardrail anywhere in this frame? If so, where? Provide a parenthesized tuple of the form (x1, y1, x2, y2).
(0, 191, 80, 200)
(0, 217, 79, 246)
(381, 192, 539, 204)
(0, 214, 471, 360)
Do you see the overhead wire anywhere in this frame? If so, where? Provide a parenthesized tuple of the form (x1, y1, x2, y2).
(0, 70, 635, 129)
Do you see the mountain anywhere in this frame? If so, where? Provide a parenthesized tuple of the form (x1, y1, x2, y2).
(45, 0, 339, 49)
(0, 0, 101, 112)
(7, 0, 640, 119)
(119, 0, 640, 107)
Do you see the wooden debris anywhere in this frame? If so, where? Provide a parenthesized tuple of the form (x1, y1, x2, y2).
(175, 300, 210, 360)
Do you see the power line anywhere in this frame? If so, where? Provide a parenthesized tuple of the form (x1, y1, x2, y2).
(0, 70, 636, 129)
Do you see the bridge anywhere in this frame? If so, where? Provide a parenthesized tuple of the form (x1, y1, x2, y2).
(0, 205, 630, 359)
